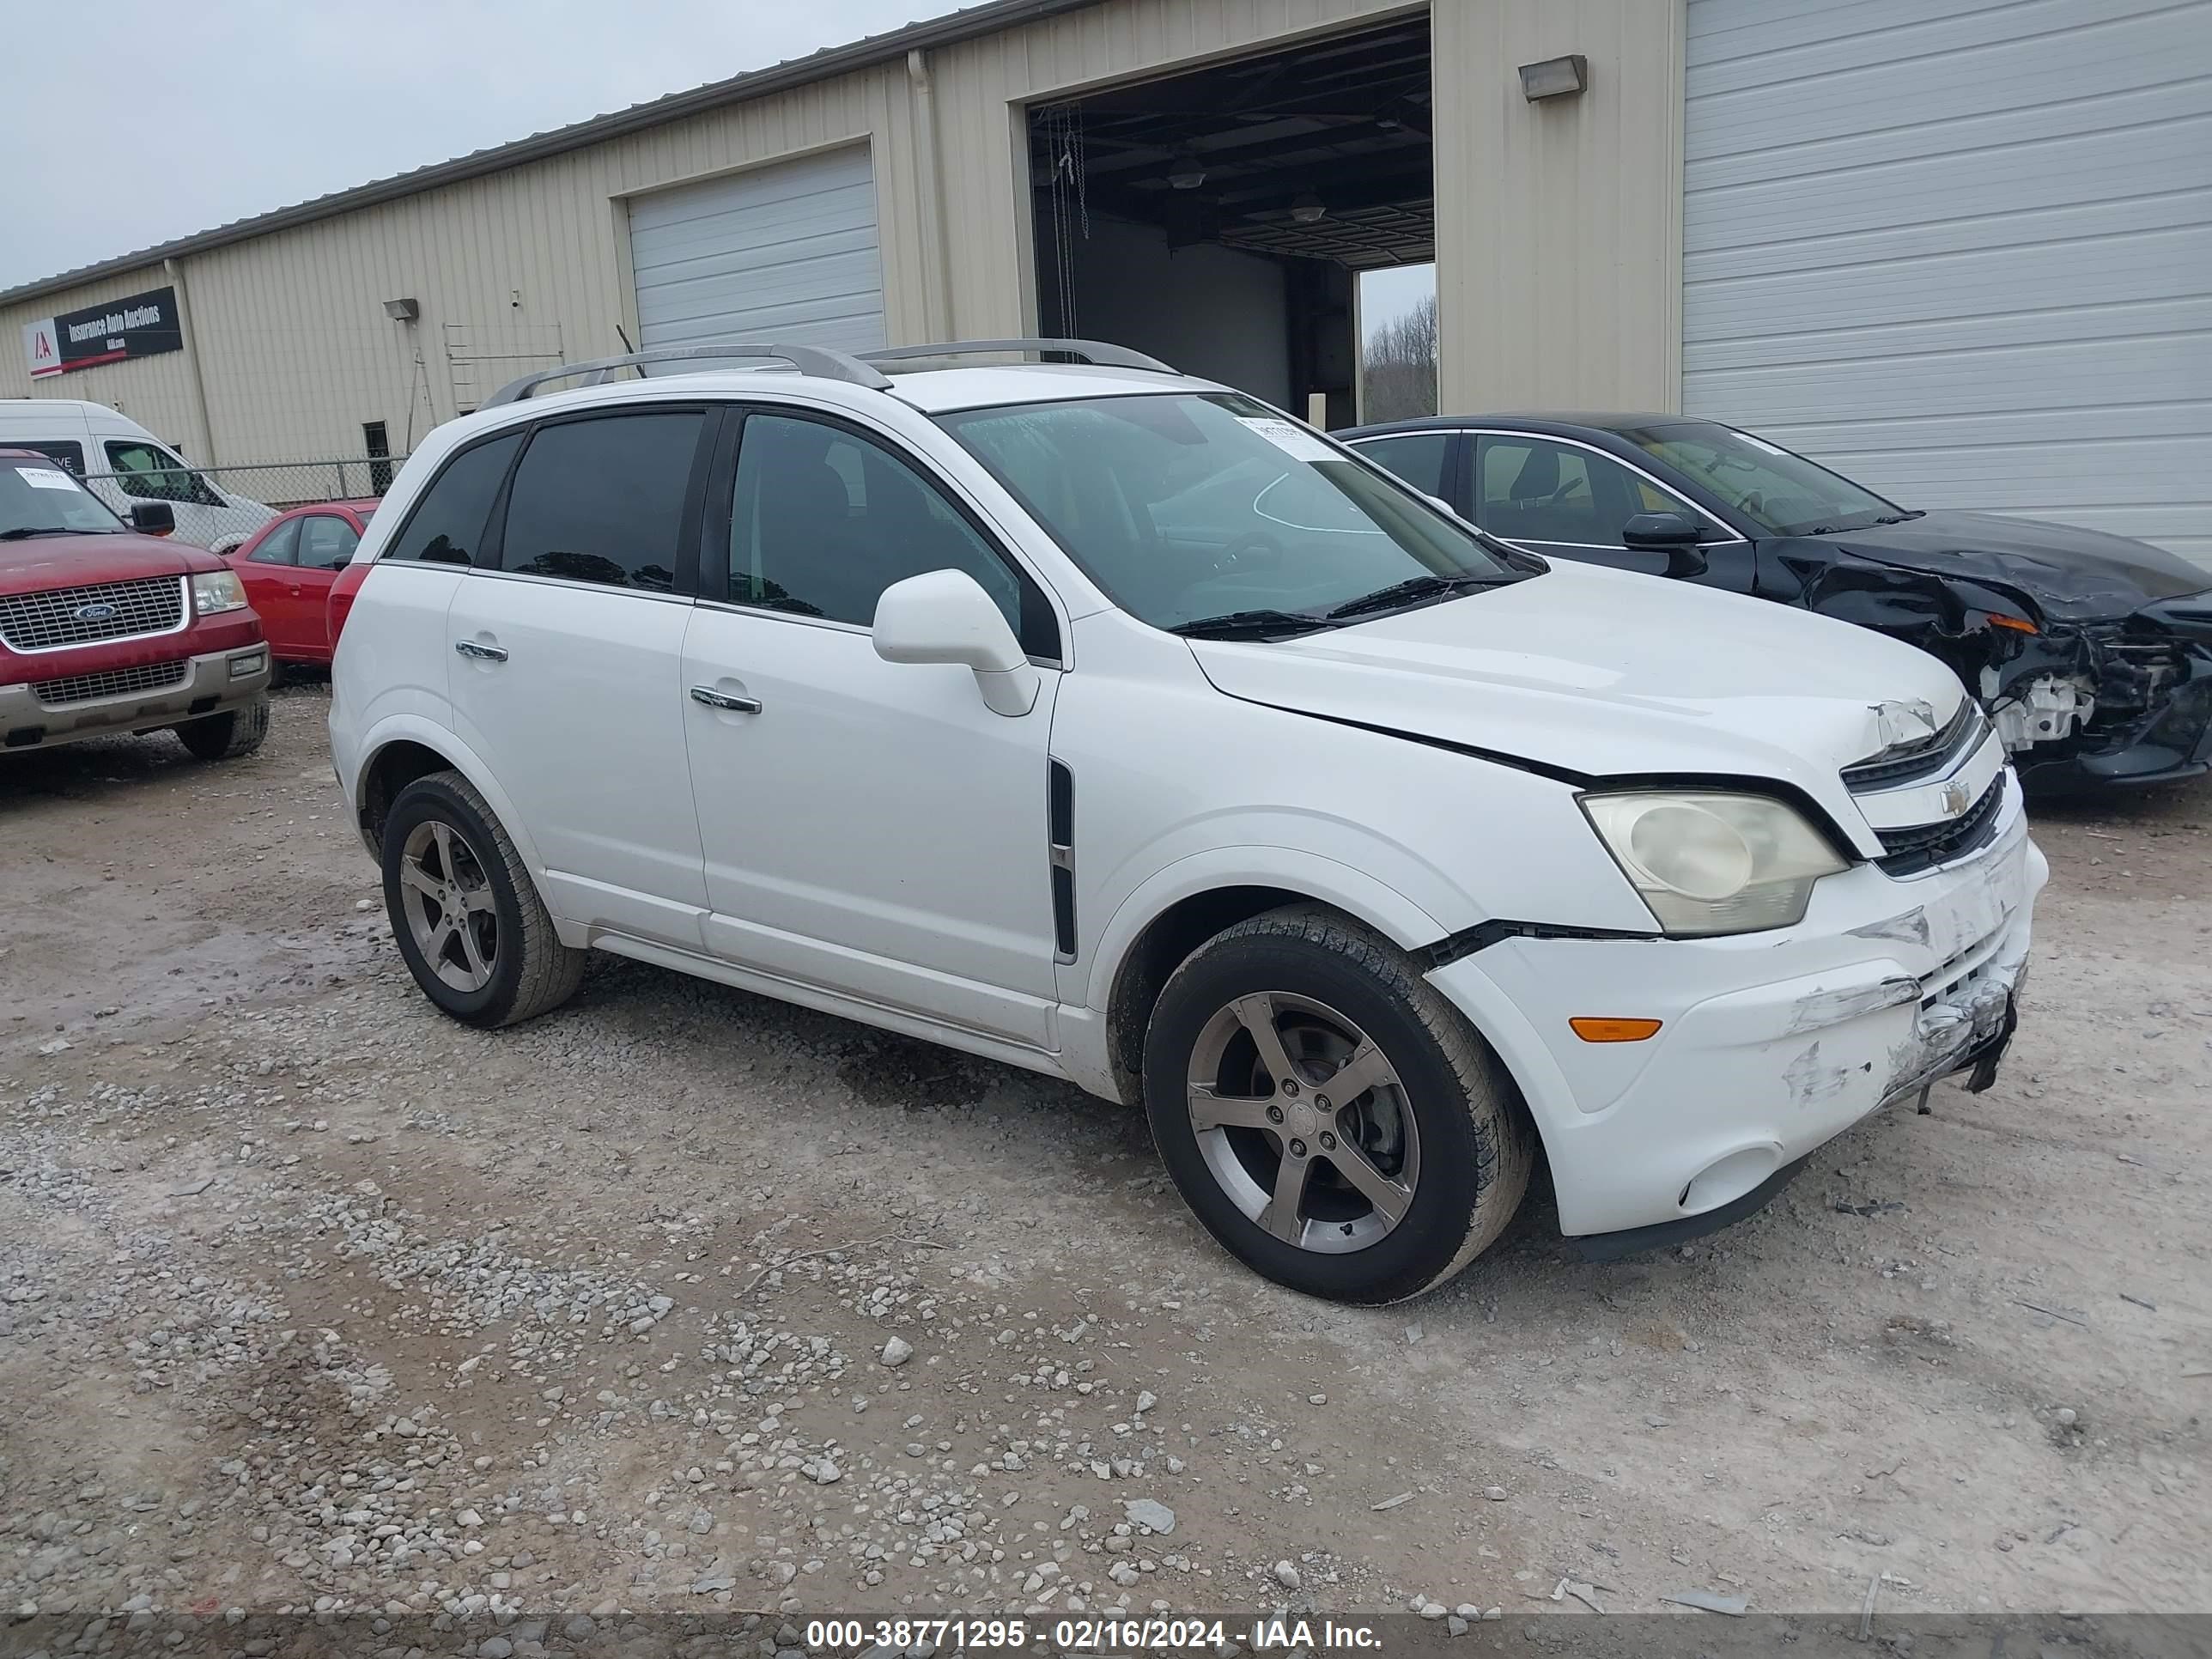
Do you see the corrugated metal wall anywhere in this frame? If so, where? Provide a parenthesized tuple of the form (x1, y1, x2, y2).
(1682, 0, 2212, 565)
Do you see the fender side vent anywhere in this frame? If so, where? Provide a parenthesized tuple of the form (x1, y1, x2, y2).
(1048, 760, 1076, 962)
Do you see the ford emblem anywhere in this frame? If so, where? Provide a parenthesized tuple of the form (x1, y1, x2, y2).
(74, 601, 118, 623)
(1940, 779, 1972, 817)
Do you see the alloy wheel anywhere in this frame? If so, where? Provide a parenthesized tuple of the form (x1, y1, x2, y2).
(398, 819, 498, 993)
(1185, 991, 1419, 1254)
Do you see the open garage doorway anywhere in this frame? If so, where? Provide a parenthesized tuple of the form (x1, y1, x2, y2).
(1026, 13, 1432, 429)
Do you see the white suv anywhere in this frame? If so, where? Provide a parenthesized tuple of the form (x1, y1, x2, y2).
(329, 339, 2045, 1304)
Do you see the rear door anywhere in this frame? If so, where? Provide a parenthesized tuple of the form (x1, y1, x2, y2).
(1345, 430, 1462, 512)
(445, 405, 714, 947)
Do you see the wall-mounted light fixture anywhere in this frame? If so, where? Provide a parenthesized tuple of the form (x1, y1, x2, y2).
(1517, 54, 1588, 100)
(1165, 148, 1206, 190)
(383, 297, 420, 321)
(1291, 193, 1327, 224)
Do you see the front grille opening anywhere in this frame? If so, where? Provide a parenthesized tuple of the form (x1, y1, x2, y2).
(0, 575, 186, 652)
(1844, 702, 1984, 792)
(31, 658, 191, 707)
(1875, 775, 2006, 878)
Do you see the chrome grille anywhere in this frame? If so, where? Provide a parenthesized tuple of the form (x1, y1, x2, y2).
(30, 658, 191, 707)
(0, 575, 186, 652)
(1875, 775, 2006, 878)
(1844, 702, 1984, 791)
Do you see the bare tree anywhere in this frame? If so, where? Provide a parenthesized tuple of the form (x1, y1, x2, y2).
(1361, 294, 1438, 422)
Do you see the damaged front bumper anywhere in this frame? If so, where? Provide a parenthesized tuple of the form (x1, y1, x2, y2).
(1425, 782, 2046, 1247)
(2003, 599, 2212, 790)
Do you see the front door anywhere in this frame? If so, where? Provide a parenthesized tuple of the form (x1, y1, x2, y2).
(681, 406, 1063, 1048)
(1469, 433, 1749, 590)
(444, 406, 714, 946)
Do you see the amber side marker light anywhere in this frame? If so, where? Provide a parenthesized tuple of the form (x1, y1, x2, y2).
(1986, 613, 2038, 635)
(1570, 1017, 1663, 1042)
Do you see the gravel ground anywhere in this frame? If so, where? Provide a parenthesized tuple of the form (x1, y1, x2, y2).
(1, 686, 2207, 1644)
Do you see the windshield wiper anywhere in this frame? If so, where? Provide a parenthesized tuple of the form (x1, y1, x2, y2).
(1325, 573, 1500, 621)
(1169, 608, 1334, 641)
(1871, 511, 1925, 525)
(0, 526, 87, 541)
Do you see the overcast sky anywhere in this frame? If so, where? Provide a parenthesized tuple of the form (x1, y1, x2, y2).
(1, 0, 1431, 330)
(0, 0, 939, 291)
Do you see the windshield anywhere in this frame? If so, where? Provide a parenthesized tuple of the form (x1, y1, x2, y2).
(1621, 422, 1905, 537)
(0, 458, 126, 539)
(937, 392, 1528, 634)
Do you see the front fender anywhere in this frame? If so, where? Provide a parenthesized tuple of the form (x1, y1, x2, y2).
(1078, 843, 1445, 1015)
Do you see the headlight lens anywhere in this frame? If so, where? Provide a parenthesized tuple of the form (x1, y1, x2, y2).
(1582, 790, 1849, 936)
(191, 568, 247, 615)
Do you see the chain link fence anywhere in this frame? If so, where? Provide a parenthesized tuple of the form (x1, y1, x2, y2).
(82, 453, 410, 512)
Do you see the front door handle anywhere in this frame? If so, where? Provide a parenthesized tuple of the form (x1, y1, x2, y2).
(690, 684, 762, 714)
(455, 640, 508, 663)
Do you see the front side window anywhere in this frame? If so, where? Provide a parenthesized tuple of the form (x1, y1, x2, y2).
(248, 520, 301, 565)
(938, 393, 1522, 634)
(1621, 422, 1902, 537)
(726, 412, 1045, 650)
(0, 457, 127, 538)
(103, 441, 222, 507)
(1351, 431, 1453, 500)
(1474, 437, 1617, 545)
(298, 514, 361, 570)
(382, 431, 522, 566)
(500, 411, 702, 592)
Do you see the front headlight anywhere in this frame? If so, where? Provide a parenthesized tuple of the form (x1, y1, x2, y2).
(191, 568, 248, 615)
(1581, 790, 1849, 936)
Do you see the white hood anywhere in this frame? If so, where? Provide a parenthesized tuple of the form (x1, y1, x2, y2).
(1187, 562, 1967, 854)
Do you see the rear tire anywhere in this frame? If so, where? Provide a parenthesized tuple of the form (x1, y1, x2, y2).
(174, 692, 269, 761)
(382, 769, 584, 1029)
(1142, 904, 1532, 1304)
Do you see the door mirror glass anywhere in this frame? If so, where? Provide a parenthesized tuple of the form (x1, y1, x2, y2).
(1622, 511, 1708, 577)
(872, 568, 1038, 717)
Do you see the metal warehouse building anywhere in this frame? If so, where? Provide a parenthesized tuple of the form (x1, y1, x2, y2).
(5, 0, 2209, 565)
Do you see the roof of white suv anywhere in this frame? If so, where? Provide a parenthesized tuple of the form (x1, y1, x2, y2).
(479, 338, 1207, 421)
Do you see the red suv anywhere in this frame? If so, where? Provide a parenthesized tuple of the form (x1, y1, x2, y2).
(0, 448, 271, 760)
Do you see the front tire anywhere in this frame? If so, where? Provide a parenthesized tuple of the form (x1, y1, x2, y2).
(174, 692, 269, 761)
(1143, 905, 1532, 1304)
(382, 769, 584, 1029)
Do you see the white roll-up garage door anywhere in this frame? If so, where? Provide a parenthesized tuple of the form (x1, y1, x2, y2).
(629, 145, 887, 355)
(1682, 0, 2212, 568)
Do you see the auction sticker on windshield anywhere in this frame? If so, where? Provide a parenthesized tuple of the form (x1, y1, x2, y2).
(17, 467, 80, 491)
(1237, 415, 1338, 464)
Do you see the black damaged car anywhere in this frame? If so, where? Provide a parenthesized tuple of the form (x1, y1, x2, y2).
(1343, 413, 2212, 793)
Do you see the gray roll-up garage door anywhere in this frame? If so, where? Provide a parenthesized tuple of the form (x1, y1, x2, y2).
(1682, 0, 2212, 569)
(629, 145, 887, 355)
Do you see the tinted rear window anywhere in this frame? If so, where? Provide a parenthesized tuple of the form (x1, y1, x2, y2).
(382, 433, 522, 566)
(500, 411, 702, 591)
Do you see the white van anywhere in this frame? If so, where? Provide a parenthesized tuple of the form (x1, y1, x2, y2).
(0, 399, 275, 551)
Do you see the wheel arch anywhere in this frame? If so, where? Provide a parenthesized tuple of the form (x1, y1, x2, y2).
(1087, 851, 1445, 1108)
(351, 716, 550, 885)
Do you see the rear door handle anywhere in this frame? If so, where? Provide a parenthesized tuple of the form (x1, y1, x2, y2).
(455, 640, 508, 662)
(690, 685, 762, 714)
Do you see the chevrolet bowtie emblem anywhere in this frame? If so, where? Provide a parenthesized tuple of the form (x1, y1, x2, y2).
(1940, 779, 1972, 817)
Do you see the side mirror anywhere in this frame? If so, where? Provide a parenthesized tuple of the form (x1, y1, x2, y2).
(130, 501, 175, 536)
(1622, 511, 1707, 578)
(873, 569, 1038, 718)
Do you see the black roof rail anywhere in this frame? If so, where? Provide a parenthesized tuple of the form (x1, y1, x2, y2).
(485, 342, 890, 406)
(860, 337, 1177, 374)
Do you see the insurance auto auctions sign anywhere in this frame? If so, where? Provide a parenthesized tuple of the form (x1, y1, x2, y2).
(21, 284, 183, 379)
